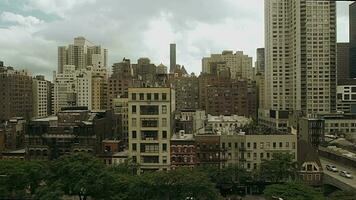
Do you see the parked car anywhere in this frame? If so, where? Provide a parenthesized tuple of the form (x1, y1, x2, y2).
(339, 171, 353, 179)
(326, 164, 338, 172)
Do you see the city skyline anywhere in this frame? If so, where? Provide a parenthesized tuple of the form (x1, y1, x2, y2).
(0, 0, 352, 78)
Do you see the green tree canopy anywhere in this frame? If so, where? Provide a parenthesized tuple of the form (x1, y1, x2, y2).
(0, 159, 47, 198)
(259, 153, 297, 183)
(264, 182, 325, 200)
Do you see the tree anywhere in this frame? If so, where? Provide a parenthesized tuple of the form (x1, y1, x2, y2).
(0, 159, 47, 198)
(328, 190, 356, 200)
(128, 168, 220, 200)
(264, 182, 325, 200)
(259, 153, 297, 183)
(47, 153, 113, 200)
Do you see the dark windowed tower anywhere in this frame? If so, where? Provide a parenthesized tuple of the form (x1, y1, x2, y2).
(350, 2, 356, 78)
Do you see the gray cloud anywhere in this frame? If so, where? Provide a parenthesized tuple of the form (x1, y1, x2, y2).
(0, 0, 351, 79)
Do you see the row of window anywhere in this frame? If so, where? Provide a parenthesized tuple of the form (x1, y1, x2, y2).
(222, 141, 296, 150)
(131, 92, 167, 101)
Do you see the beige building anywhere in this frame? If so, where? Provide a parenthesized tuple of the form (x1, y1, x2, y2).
(221, 133, 297, 171)
(33, 75, 51, 118)
(262, 0, 336, 131)
(128, 87, 175, 173)
(202, 50, 253, 80)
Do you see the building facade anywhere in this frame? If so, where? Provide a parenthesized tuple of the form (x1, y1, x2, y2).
(202, 50, 253, 80)
(26, 108, 115, 160)
(264, 0, 336, 116)
(168, 74, 199, 111)
(336, 79, 356, 114)
(337, 43, 350, 81)
(128, 88, 175, 173)
(350, 2, 356, 78)
(33, 75, 51, 118)
(170, 132, 196, 169)
(0, 65, 33, 122)
(256, 48, 265, 74)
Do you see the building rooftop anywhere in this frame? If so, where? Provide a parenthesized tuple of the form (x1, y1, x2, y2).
(32, 116, 58, 122)
(207, 114, 252, 123)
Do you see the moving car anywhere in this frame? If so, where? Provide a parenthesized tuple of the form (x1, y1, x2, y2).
(339, 171, 353, 179)
(326, 164, 338, 172)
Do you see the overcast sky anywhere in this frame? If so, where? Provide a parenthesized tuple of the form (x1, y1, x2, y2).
(0, 0, 353, 78)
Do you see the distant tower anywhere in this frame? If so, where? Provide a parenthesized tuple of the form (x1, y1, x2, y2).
(170, 43, 176, 73)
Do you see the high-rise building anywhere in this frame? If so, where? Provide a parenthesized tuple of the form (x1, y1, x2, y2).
(168, 74, 199, 111)
(33, 75, 52, 118)
(263, 0, 336, 121)
(128, 87, 175, 173)
(112, 97, 129, 147)
(132, 58, 157, 86)
(53, 65, 93, 113)
(108, 59, 138, 108)
(337, 43, 350, 82)
(256, 48, 265, 74)
(199, 73, 257, 118)
(202, 50, 253, 80)
(0, 64, 33, 122)
(58, 36, 108, 73)
(350, 2, 356, 78)
(170, 43, 176, 73)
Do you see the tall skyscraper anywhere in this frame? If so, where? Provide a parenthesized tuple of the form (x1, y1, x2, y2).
(170, 43, 176, 73)
(336, 43, 350, 82)
(58, 36, 108, 73)
(350, 2, 356, 78)
(256, 48, 265, 74)
(264, 0, 336, 115)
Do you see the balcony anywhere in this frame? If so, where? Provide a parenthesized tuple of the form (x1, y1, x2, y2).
(140, 105, 159, 115)
(141, 119, 159, 128)
(141, 131, 158, 141)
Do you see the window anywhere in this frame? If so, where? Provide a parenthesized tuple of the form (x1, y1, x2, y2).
(260, 153, 264, 159)
(132, 93, 136, 100)
(162, 118, 167, 127)
(247, 153, 251, 158)
(139, 93, 144, 100)
(260, 142, 264, 149)
(247, 163, 251, 169)
(235, 142, 238, 148)
(267, 153, 270, 159)
(132, 131, 137, 139)
(162, 105, 167, 114)
(162, 143, 167, 152)
(132, 118, 137, 127)
(247, 142, 251, 148)
(163, 156, 167, 164)
(154, 93, 159, 100)
(292, 142, 296, 149)
(162, 131, 167, 139)
(286, 142, 289, 148)
(140, 105, 158, 115)
(253, 142, 257, 149)
(273, 142, 276, 148)
(132, 143, 137, 151)
(279, 142, 283, 148)
(162, 93, 167, 100)
(132, 105, 136, 114)
(147, 93, 152, 100)
(228, 142, 231, 148)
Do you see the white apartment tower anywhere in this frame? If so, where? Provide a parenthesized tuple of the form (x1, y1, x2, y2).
(32, 75, 50, 118)
(202, 51, 253, 80)
(128, 88, 175, 173)
(58, 36, 108, 73)
(53, 65, 93, 113)
(264, 0, 336, 115)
